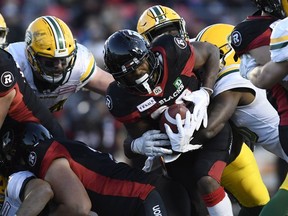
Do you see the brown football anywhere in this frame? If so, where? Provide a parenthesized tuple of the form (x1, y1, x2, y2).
(159, 103, 189, 133)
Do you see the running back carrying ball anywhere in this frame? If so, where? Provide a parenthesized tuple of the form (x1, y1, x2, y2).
(159, 103, 189, 133)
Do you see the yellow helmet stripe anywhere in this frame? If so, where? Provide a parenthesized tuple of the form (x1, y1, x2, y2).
(149, 5, 166, 24)
(80, 54, 95, 82)
(43, 16, 66, 50)
(194, 26, 210, 42)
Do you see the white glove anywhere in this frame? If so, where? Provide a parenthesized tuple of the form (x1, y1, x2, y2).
(239, 54, 257, 79)
(131, 130, 173, 157)
(164, 111, 202, 153)
(182, 87, 210, 130)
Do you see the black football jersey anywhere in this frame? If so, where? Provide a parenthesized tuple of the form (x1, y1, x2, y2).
(0, 49, 64, 138)
(230, 12, 288, 128)
(231, 10, 278, 57)
(105, 34, 200, 125)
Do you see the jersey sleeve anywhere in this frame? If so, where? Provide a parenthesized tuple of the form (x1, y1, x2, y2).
(0, 67, 17, 97)
(76, 44, 97, 90)
(213, 64, 255, 97)
(231, 17, 277, 57)
(270, 18, 288, 62)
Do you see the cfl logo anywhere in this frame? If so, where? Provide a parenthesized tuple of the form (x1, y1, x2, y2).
(28, 152, 37, 167)
(1, 71, 14, 87)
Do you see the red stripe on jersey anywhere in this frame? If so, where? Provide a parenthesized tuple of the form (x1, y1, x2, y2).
(247, 28, 272, 51)
(181, 43, 196, 77)
(115, 110, 141, 123)
(270, 84, 288, 126)
(74, 161, 155, 200)
(8, 84, 39, 123)
(40, 141, 155, 200)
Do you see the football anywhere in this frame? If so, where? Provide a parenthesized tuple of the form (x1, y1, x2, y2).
(159, 103, 189, 133)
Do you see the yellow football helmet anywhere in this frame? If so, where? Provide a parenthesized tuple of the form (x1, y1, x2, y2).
(25, 16, 77, 85)
(137, 5, 188, 42)
(195, 23, 239, 66)
(281, 0, 288, 17)
(0, 13, 9, 49)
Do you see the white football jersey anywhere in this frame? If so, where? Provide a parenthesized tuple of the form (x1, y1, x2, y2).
(1, 171, 35, 216)
(213, 63, 287, 162)
(7, 42, 97, 112)
(270, 17, 288, 85)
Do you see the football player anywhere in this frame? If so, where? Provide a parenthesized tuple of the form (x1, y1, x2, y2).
(1, 122, 192, 216)
(239, 16, 288, 216)
(2, 16, 114, 215)
(231, 0, 288, 181)
(104, 29, 234, 216)
(195, 23, 286, 215)
(0, 46, 64, 215)
(0, 13, 8, 49)
(7, 15, 114, 113)
(135, 5, 272, 215)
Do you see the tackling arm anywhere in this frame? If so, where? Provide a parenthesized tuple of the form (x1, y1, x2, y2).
(85, 66, 114, 96)
(196, 90, 242, 141)
(248, 61, 288, 89)
(192, 41, 220, 93)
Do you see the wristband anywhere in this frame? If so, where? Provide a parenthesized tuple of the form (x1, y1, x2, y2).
(202, 87, 214, 95)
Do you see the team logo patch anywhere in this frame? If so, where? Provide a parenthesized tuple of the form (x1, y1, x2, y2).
(137, 97, 156, 112)
(174, 37, 187, 49)
(231, 31, 242, 47)
(153, 86, 162, 95)
(1, 71, 14, 87)
(105, 95, 113, 110)
(173, 77, 183, 89)
(28, 152, 37, 167)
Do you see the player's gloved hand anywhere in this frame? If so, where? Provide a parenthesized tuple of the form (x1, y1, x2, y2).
(239, 54, 257, 79)
(131, 130, 173, 157)
(165, 111, 202, 153)
(182, 87, 211, 130)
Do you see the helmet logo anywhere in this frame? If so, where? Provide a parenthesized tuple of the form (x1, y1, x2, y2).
(25, 31, 32, 45)
(1, 71, 14, 87)
(174, 37, 187, 49)
(28, 151, 37, 167)
(231, 31, 242, 47)
(2, 131, 11, 149)
(105, 95, 113, 110)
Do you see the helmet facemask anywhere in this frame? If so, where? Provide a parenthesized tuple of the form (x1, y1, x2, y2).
(33, 49, 77, 85)
(144, 18, 188, 43)
(253, 0, 287, 18)
(115, 50, 161, 94)
(0, 27, 8, 49)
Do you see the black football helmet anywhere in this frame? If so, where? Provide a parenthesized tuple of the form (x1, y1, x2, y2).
(252, 0, 287, 18)
(0, 122, 52, 164)
(104, 29, 161, 94)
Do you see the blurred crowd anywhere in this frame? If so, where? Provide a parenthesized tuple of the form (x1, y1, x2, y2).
(0, 0, 256, 164)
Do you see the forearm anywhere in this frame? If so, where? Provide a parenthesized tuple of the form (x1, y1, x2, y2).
(16, 179, 54, 216)
(247, 66, 267, 89)
(201, 45, 219, 92)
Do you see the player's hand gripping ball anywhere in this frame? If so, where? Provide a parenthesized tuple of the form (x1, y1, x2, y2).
(159, 103, 189, 133)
